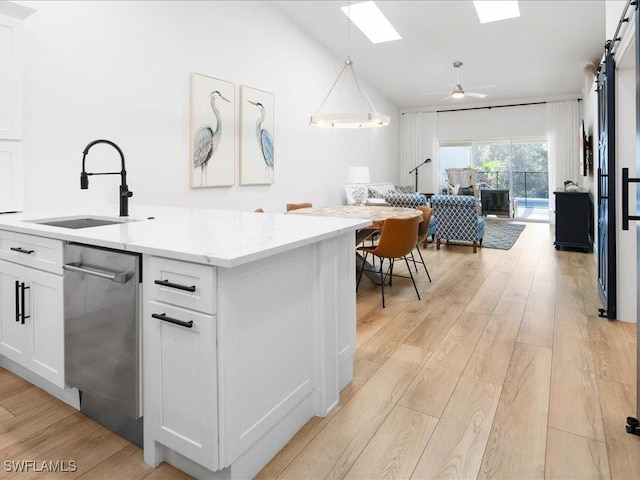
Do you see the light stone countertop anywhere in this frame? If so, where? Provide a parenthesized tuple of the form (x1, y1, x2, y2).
(0, 204, 370, 267)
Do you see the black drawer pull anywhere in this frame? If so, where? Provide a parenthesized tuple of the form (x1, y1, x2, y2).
(152, 312, 194, 329)
(154, 279, 196, 292)
(10, 247, 34, 255)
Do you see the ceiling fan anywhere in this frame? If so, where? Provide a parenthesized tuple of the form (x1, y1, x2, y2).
(419, 61, 494, 100)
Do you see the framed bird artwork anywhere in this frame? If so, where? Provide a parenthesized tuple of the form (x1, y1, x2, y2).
(239, 85, 274, 185)
(190, 73, 235, 188)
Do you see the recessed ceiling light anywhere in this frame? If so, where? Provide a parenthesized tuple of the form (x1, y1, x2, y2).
(340, 1, 401, 44)
(473, 1, 520, 24)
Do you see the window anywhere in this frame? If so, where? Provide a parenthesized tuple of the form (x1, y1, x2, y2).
(439, 138, 549, 220)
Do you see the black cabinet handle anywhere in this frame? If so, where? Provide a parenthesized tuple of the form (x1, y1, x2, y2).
(15, 281, 20, 323)
(15, 282, 29, 324)
(154, 279, 196, 292)
(622, 167, 640, 230)
(10, 247, 34, 255)
(20, 283, 29, 324)
(152, 312, 193, 329)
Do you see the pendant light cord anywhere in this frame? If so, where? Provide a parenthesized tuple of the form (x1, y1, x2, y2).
(347, 0, 351, 62)
(309, 0, 389, 126)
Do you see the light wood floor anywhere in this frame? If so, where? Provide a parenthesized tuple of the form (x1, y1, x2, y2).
(1, 222, 638, 479)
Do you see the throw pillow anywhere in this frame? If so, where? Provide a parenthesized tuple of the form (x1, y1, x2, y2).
(395, 185, 416, 194)
(459, 186, 475, 196)
(368, 188, 383, 198)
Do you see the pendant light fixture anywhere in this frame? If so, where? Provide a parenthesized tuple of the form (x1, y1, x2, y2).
(309, 1, 390, 129)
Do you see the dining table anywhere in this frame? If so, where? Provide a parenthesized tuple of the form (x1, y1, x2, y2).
(288, 205, 423, 284)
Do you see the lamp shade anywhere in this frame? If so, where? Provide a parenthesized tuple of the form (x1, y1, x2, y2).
(347, 166, 370, 184)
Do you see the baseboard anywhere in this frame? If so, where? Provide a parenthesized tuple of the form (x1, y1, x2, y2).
(0, 356, 80, 409)
(149, 395, 315, 479)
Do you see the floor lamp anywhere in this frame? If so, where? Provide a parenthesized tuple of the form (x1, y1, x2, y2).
(409, 158, 431, 192)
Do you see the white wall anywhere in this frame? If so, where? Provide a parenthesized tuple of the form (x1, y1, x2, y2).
(581, 66, 599, 267)
(616, 61, 636, 323)
(17, 1, 399, 213)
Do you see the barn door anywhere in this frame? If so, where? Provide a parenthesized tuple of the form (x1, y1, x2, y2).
(596, 45, 617, 319)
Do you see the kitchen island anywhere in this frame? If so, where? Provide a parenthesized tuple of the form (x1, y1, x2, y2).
(0, 204, 369, 479)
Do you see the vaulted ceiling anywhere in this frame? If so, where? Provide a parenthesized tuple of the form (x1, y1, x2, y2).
(271, 1, 606, 110)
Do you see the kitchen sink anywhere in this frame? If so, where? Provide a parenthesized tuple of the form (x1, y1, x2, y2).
(26, 216, 140, 229)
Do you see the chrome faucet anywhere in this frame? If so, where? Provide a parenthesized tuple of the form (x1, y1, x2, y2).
(81, 139, 133, 217)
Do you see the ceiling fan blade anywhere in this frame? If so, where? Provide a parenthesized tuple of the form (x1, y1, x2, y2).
(465, 84, 495, 90)
(419, 91, 450, 96)
(465, 92, 487, 98)
(426, 63, 493, 99)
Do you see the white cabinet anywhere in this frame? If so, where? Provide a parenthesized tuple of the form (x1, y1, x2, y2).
(0, 141, 23, 212)
(0, 4, 34, 213)
(0, 13, 24, 140)
(0, 229, 62, 274)
(143, 235, 356, 479)
(0, 260, 25, 359)
(0, 233, 64, 388)
(143, 256, 219, 472)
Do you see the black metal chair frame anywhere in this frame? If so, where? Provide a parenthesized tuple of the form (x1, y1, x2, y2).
(356, 251, 421, 308)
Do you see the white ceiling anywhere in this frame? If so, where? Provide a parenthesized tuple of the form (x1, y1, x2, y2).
(271, 0, 606, 110)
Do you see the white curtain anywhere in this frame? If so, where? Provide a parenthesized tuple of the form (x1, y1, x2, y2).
(546, 100, 580, 223)
(400, 112, 439, 193)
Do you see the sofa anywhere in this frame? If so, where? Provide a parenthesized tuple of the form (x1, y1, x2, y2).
(345, 182, 395, 205)
(346, 182, 427, 207)
(431, 194, 485, 253)
(345, 182, 436, 238)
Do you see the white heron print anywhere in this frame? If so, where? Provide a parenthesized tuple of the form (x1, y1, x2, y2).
(190, 74, 235, 188)
(240, 86, 274, 185)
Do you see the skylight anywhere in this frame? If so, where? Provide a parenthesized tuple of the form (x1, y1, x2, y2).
(340, 1, 401, 44)
(473, 1, 520, 24)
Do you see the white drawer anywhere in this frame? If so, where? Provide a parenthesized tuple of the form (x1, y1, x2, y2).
(0, 230, 63, 274)
(147, 256, 216, 314)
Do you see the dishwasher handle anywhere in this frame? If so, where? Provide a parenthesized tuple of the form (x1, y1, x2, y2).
(63, 263, 129, 284)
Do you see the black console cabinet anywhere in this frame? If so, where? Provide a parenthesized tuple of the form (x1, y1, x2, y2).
(553, 190, 594, 252)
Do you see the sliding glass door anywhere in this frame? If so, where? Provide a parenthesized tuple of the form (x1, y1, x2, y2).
(439, 138, 549, 221)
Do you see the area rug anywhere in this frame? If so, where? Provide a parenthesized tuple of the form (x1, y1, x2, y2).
(482, 220, 526, 250)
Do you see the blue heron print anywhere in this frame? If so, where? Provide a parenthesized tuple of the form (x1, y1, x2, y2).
(193, 90, 230, 186)
(247, 100, 274, 182)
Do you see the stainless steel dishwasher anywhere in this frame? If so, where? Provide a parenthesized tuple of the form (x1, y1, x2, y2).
(63, 242, 142, 447)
